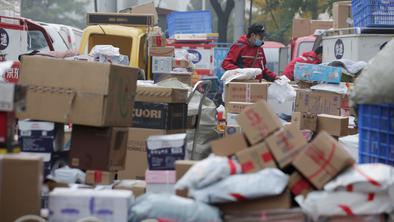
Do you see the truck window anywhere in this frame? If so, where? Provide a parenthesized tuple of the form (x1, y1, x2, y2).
(297, 41, 314, 57)
(27, 30, 49, 52)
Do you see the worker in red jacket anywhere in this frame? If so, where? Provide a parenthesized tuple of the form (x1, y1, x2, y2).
(222, 23, 277, 81)
(282, 46, 323, 81)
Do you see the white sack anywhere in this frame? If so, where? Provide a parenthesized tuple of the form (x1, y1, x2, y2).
(268, 75, 296, 103)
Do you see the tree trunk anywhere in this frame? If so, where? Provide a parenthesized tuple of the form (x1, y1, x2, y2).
(210, 0, 235, 42)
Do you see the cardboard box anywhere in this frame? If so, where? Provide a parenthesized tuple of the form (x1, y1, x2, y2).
(118, 128, 183, 180)
(113, 180, 146, 198)
(226, 102, 254, 114)
(49, 188, 132, 222)
(70, 126, 128, 171)
(333, 1, 352, 29)
(292, 131, 355, 189)
(152, 56, 173, 73)
(236, 141, 276, 173)
(217, 189, 291, 214)
(310, 20, 334, 33)
(225, 82, 269, 103)
(147, 133, 187, 170)
(348, 127, 358, 135)
(291, 112, 318, 131)
(153, 72, 192, 86)
(294, 63, 342, 84)
(149, 46, 175, 57)
(132, 102, 187, 130)
(318, 114, 349, 137)
(224, 125, 242, 137)
(292, 18, 333, 38)
(86, 170, 116, 185)
(173, 59, 191, 68)
(295, 89, 342, 115)
(136, 85, 188, 103)
(266, 125, 308, 169)
(210, 133, 248, 156)
(175, 160, 197, 181)
(148, 34, 166, 47)
(17, 56, 138, 127)
(0, 154, 43, 222)
(236, 100, 282, 145)
(288, 171, 314, 197)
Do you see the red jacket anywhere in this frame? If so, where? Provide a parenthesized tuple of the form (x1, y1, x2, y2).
(222, 35, 277, 81)
(282, 51, 321, 81)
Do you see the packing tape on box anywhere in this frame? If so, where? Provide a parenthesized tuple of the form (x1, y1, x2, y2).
(304, 143, 339, 180)
(94, 171, 103, 183)
(245, 84, 251, 102)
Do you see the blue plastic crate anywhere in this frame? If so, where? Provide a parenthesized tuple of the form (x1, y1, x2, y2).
(167, 10, 212, 37)
(358, 104, 394, 165)
(352, 0, 394, 27)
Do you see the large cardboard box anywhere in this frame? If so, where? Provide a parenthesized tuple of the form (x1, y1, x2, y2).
(291, 112, 318, 131)
(236, 141, 276, 174)
(292, 19, 333, 38)
(226, 102, 254, 114)
(288, 171, 315, 197)
(136, 85, 188, 103)
(118, 128, 184, 180)
(217, 189, 291, 214)
(333, 1, 352, 29)
(0, 154, 43, 222)
(225, 82, 269, 103)
(148, 46, 175, 57)
(86, 170, 116, 185)
(153, 72, 192, 86)
(210, 133, 248, 156)
(17, 56, 138, 127)
(132, 102, 187, 130)
(175, 160, 197, 181)
(266, 125, 308, 169)
(317, 114, 349, 137)
(292, 131, 355, 189)
(70, 126, 128, 171)
(49, 188, 132, 222)
(295, 89, 342, 115)
(236, 100, 282, 145)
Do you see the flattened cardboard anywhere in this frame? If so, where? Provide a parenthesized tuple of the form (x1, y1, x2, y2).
(86, 170, 116, 185)
(236, 141, 276, 174)
(288, 171, 315, 197)
(17, 56, 138, 127)
(132, 102, 187, 130)
(266, 125, 308, 169)
(292, 131, 355, 189)
(148, 46, 175, 57)
(70, 126, 128, 171)
(0, 154, 43, 222)
(236, 100, 282, 145)
(136, 85, 188, 103)
(291, 112, 317, 131)
(217, 189, 291, 214)
(317, 114, 349, 137)
(118, 128, 184, 180)
(175, 160, 197, 181)
(210, 133, 248, 157)
(295, 89, 341, 115)
(225, 82, 269, 103)
(226, 102, 254, 114)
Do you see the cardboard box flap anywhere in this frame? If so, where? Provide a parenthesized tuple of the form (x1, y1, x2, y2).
(20, 56, 137, 95)
(136, 85, 188, 103)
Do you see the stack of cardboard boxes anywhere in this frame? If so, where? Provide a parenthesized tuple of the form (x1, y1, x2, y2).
(16, 56, 139, 186)
(148, 32, 192, 86)
(119, 84, 189, 180)
(224, 81, 270, 136)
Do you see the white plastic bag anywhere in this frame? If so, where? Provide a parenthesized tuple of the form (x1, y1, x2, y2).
(175, 154, 241, 191)
(89, 45, 120, 56)
(296, 191, 394, 221)
(129, 193, 222, 222)
(221, 68, 261, 85)
(49, 166, 86, 184)
(324, 164, 394, 194)
(190, 168, 289, 204)
(268, 75, 296, 103)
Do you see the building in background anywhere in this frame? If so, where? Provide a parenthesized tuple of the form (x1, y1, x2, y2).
(0, 0, 21, 17)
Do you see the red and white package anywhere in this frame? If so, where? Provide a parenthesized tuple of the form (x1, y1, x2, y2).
(296, 191, 394, 221)
(175, 155, 242, 191)
(324, 164, 394, 193)
(190, 168, 288, 204)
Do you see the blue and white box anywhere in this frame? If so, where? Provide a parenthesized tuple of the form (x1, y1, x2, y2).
(294, 63, 342, 84)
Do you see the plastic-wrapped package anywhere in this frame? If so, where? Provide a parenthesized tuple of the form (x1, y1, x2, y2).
(268, 76, 296, 103)
(296, 191, 394, 221)
(351, 39, 394, 104)
(311, 83, 349, 95)
(48, 166, 86, 184)
(129, 193, 222, 222)
(221, 68, 261, 85)
(89, 45, 120, 56)
(324, 164, 394, 194)
(175, 154, 241, 191)
(190, 168, 289, 204)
